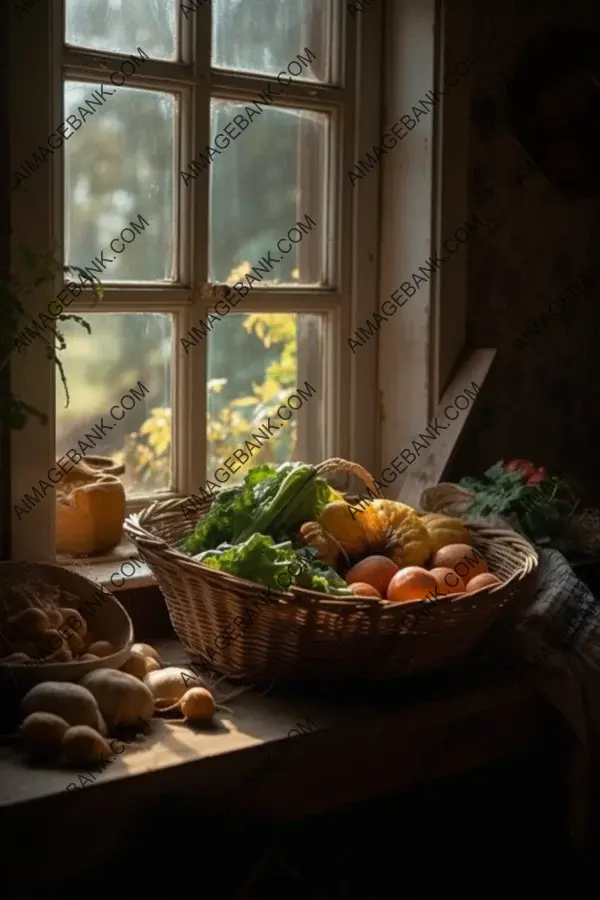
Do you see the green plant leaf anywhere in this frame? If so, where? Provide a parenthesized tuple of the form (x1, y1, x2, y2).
(483, 461, 506, 480)
(458, 476, 480, 490)
(56, 313, 92, 334)
(0, 243, 94, 429)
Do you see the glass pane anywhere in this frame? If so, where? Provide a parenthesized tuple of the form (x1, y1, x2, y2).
(64, 82, 175, 283)
(206, 313, 325, 479)
(56, 313, 173, 495)
(65, 0, 177, 62)
(209, 102, 327, 285)
(212, 0, 330, 82)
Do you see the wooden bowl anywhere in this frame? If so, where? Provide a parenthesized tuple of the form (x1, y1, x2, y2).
(0, 562, 133, 691)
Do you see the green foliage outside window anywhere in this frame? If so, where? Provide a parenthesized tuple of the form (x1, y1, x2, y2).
(114, 300, 298, 491)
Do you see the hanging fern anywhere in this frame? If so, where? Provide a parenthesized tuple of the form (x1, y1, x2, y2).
(0, 247, 102, 430)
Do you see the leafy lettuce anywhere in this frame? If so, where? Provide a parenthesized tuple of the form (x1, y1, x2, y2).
(193, 534, 352, 595)
(179, 462, 352, 595)
(181, 462, 335, 555)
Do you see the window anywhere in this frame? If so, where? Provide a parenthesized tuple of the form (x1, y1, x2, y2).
(9, 1, 383, 562)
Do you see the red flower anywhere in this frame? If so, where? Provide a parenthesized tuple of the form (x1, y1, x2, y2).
(504, 459, 537, 480)
(527, 467, 547, 485)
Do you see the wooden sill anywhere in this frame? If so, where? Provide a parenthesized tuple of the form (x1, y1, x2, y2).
(56, 536, 156, 592)
(0, 637, 557, 896)
(0, 640, 551, 816)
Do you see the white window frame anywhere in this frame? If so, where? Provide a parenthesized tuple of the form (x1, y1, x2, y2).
(8, 0, 384, 563)
(379, 0, 478, 485)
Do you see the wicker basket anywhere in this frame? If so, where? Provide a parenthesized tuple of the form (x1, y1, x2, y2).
(124, 460, 538, 682)
(420, 483, 482, 519)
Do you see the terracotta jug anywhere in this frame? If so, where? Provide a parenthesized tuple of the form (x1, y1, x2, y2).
(56, 458, 126, 556)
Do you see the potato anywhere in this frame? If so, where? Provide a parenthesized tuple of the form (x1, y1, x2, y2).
(45, 645, 73, 663)
(131, 643, 164, 665)
(87, 641, 114, 659)
(144, 657, 161, 674)
(45, 607, 63, 628)
(56, 608, 87, 638)
(62, 725, 111, 766)
(20, 712, 69, 758)
(37, 629, 67, 658)
(80, 669, 154, 730)
(120, 650, 148, 680)
(65, 630, 85, 656)
(22, 682, 107, 733)
(6, 608, 50, 640)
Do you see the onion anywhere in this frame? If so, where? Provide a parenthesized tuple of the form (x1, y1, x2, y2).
(144, 666, 204, 707)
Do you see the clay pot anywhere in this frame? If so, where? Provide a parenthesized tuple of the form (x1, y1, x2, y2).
(77, 455, 126, 477)
(56, 462, 126, 556)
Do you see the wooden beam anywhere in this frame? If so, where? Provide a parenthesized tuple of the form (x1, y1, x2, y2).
(396, 348, 496, 508)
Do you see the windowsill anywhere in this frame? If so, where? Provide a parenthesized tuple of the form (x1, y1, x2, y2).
(56, 537, 157, 591)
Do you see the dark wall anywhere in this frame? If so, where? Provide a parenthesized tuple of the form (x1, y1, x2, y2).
(450, 0, 600, 503)
(1, 3, 11, 560)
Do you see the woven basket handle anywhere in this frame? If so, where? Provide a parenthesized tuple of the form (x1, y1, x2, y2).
(125, 512, 155, 546)
(124, 498, 192, 554)
(419, 483, 475, 517)
(316, 458, 380, 498)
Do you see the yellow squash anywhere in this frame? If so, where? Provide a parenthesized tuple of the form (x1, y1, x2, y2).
(419, 513, 470, 555)
(317, 498, 431, 567)
(317, 501, 369, 557)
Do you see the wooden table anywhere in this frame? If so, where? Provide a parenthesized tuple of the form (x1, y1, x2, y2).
(0, 637, 559, 897)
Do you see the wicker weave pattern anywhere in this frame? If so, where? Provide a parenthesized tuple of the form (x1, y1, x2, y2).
(124, 463, 539, 682)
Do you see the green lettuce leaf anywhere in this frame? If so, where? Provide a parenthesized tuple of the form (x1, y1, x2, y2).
(194, 534, 298, 590)
(194, 533, 353, 595)
(181, 461, 336, 555)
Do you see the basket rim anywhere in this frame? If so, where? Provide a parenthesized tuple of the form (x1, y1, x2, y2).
(124, 497, 539, 612)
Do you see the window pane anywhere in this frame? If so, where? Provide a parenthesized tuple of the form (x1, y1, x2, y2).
(206, 313, 325, 478)
(65, 0, 177, 61)
(56, 313, 173, 495)
(64, 83, 175, 283)
(209, 102, 327, 285)
(212, 0, 330, 82)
